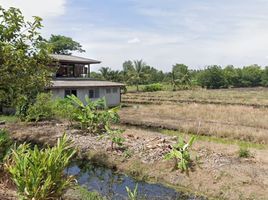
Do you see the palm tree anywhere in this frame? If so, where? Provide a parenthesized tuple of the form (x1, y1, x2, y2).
(99, 67, 111, 80)
(129, 60, 148, 91)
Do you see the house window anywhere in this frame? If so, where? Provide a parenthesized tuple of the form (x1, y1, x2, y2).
(112, 88, 118, 93)
(106, 88, 111, 94)
(65, 89, 77, 97)
(89, 88, 100, 98)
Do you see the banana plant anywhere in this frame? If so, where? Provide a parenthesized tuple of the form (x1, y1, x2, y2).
(165, 136, 196, 172)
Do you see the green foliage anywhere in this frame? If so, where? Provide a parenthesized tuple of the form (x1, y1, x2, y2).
(0, 129, 12, 163)
(165, 136, 196, 172)
(143, 83, 163, 92)
(48, 34, 85, 55)
(126, 184, 138, 200)
(127, 60, 149, 91)
(71, 186, 104, 200)
(240, 65, 262, 87)
(53, 97, 77, 122)
(171, 64, 191, 90)
(25, 93, 54, 122)
(67, 95, 120, 133)
(0, 6, 53, 111)
(238, 146, 251, 158)
(6, 134, 76, 200)
(105, 126, 125, 150)
(197, 66, 227, 89)
(261, 66, 268, 86)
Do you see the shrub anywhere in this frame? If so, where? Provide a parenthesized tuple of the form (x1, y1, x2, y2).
(143, 83, 163, 92)
(53, 98, 77, 122)
(6, 134, 76, 200)
(165, 136, 195, 172)
(239, 146, 251, 158)
(0, 129, 13, 163)
(26, 93, 54, 122)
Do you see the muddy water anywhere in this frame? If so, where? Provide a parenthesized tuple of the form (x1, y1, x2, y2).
(66, 161, 205, 200)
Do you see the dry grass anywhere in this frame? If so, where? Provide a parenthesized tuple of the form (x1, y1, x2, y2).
(123, 87, 268, 106)
(119, 104, 268, 144)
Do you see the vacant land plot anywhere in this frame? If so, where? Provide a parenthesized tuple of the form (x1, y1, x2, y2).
(123, 87, 268, 107)
(119, 104, 268, 144)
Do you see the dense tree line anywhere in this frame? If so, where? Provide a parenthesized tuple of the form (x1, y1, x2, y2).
(92, 61, 268, 90)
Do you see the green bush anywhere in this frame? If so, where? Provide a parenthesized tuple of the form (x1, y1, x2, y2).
(0, 129, 13, 163)
(6, 134, 76, 200)
(26, 93, 54, 122)
(143, 83, 163, 92)
(239, 147, 251, 158)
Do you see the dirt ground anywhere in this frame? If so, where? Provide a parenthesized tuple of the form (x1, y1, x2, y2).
(1, 122, 268, 200)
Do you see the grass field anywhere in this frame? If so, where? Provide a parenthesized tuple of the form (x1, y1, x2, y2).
(123, 87, 268, 106)
(120, 88, 268, 145)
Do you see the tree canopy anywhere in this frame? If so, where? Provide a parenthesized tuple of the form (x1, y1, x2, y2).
(0, 6, 53, 115)
(48, 34, 85, 55)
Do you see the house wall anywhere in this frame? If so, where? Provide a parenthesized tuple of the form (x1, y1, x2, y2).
(51, 87, 121, 107)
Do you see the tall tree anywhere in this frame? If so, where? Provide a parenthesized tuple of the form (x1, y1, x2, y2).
(99, 67, 111, 80)
(171, 64, 191, 90)
(128, 60, 148, 91)
(0, 6, 53, 115)
(48, 35, 85, 55)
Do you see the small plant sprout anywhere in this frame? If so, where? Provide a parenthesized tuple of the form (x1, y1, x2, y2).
(239, 146, 251, 158)
(165, 136, 196, 172)
(126, 183, 138, 200)
(105, 125, 125, 150)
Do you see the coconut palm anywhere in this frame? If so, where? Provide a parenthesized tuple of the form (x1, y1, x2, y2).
(128, 60, 148, 91)
(99, 67, 111, 80)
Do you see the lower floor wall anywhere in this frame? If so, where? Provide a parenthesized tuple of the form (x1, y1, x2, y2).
(50, 86, 121, 107)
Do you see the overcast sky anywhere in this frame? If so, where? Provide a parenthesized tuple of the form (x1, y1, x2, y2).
(2, 0, 268, 71)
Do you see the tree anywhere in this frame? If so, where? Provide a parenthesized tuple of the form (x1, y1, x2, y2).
(128, 60, 148, 91)
(261, 66, 268, 87)
(223, 65, 241, 87)
(240, 65, 262, 87)
(171, 64, 191, 90)
(197, 65, 227, 89)
(48, 34, 85, 55)
(0, 6, 53, 115)
(99, 67, 111, 80)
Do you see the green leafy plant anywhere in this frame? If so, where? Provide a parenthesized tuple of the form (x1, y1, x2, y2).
(143, 83, 163, 92)
(25, 93, 54, 122)
(105, 126, 125, 150)
(239, 146, 251, 158)
(67, 95, 120, 133)
(126, 183, 138, 200)
(0, 129, 13, 163)
(6, 134, 76, 200)
(165, 136, 196, 172)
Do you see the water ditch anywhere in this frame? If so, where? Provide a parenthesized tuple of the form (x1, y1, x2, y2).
(65, 160, 205, 200)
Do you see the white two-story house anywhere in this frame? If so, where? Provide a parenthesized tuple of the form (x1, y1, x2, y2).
(48, 54, 124, 106)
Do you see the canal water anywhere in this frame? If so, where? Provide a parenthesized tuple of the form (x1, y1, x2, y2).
(66, 161, 205, 200)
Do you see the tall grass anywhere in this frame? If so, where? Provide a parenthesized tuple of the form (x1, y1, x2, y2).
(6, 134, 76, 200)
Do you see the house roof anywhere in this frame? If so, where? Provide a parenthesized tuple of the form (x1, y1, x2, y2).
(50, 54, 101, 64)
(50, 79, 124, 88)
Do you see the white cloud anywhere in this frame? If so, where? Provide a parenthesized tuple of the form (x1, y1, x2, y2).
(127, 37, 141, 44)
(1, 0, 66, 19)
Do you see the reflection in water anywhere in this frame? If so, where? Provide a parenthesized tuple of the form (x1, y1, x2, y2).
(66, 161, 204, 200)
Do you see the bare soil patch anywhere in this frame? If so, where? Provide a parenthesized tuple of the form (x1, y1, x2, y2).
(1, 122, 268, 199)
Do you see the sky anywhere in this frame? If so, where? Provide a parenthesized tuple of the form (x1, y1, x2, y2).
(2, 0, 268, 72)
